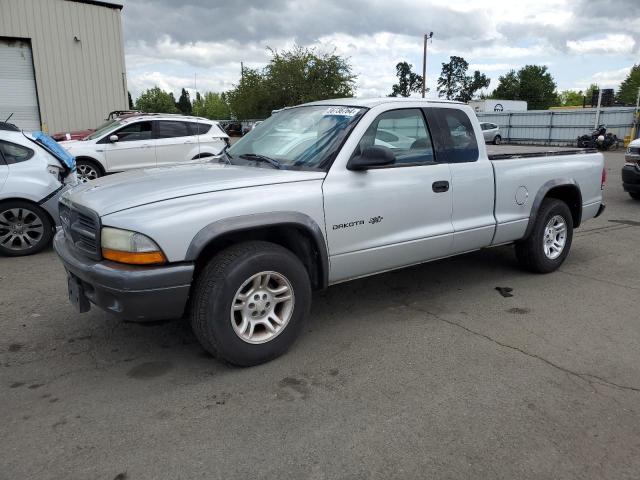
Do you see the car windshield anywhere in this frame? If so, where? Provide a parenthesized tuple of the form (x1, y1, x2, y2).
(227, 105, 366, 170)
(83, 119, 121, 140)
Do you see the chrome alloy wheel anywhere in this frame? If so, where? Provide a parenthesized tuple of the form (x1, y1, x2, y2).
(77, 163, 99, 182)
(230, 271, 295, 344)
(0, 207, 45, 252)
(543, 215, 567, 260)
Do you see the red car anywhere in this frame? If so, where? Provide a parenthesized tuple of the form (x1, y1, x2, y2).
(51, 111, 141, 141)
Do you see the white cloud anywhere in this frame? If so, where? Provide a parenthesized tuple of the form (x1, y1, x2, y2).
(567, 34, 636, 55)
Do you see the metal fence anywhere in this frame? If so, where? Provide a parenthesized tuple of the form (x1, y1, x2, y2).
(476, 107, 636, 146)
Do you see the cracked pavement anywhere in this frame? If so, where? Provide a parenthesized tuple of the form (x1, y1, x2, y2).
(1, 149, 640, 479)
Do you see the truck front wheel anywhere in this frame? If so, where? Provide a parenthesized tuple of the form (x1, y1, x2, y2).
(515, 199, 574, 273)
(190, 241, 311, 366)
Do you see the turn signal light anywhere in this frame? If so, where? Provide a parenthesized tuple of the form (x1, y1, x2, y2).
(102, 248, 167, 265)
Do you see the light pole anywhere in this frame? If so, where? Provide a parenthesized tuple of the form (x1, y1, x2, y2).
(422, 32, 433, 98)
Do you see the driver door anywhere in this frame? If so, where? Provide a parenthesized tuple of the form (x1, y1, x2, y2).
(322, 108, 454, 283)
(102, 121, 155, 172)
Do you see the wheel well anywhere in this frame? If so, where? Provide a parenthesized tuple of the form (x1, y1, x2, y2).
(75, 157, 105, 175)
(193, 225, 326, 290)
(544, 185, 582, 227)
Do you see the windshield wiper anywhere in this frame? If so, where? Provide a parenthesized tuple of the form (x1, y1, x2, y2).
(239, 153, 282, 169)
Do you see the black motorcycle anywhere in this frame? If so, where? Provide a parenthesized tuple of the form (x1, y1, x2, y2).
(577, 125, 618, 150)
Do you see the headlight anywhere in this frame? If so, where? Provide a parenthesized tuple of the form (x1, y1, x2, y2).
(100, 227, 166, 265)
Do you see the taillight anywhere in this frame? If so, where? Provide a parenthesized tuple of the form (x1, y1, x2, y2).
(601, 168, 606, 190)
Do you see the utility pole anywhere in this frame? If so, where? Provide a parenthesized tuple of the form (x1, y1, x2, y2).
(240, 61, 244, 82)
(422, 32, 433, 98)
(594, 88, 603, 129)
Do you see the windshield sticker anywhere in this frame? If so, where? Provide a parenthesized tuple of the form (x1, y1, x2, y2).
(323, 107, 360, 117)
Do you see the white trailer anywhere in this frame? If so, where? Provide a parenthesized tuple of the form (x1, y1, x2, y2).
(470, 99, 527, 113)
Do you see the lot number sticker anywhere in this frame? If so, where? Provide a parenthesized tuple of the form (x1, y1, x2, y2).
(323, 107, 360, 117)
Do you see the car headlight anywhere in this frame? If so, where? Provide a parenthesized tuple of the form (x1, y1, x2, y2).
(100, 227, 166, 265)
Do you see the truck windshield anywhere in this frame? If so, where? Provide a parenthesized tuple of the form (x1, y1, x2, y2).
(227, 105, 366, 170)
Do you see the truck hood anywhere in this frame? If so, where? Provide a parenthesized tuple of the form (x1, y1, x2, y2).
(62, 163, 326, 215)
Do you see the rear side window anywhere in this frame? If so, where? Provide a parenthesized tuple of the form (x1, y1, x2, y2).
(157, 121, 190, 139)
(0, 141, 34, 164)
(187, 123, 212, 135)
(425, 108, 479, 163)
(355, 109, 435, 166)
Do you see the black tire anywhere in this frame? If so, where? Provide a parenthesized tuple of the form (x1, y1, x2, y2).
(0, 200, 54, 256)
(629, 192, 640, 201)
(190, 241, 311, 366)
(493, 135, 502, 145)
(515, 199, 573, 273)
(76, 159, 102, 182)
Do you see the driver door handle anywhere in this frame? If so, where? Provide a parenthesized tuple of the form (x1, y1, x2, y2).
(432, 180, 449, 193)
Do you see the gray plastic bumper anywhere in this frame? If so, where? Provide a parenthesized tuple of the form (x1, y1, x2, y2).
(54, 230, 194, 321)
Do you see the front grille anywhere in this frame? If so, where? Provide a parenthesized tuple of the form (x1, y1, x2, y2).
(60, 202, 101, 260)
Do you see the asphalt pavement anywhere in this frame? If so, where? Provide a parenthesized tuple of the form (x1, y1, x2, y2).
(1, 147, 639, 480)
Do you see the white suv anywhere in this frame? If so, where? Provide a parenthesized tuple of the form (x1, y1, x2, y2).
(59, 114, 229, 182)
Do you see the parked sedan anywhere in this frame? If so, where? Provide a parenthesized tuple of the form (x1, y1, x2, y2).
(59, 114, 229, 182)
(51, 110, 142, 141)
(480, 122, 502, 144)
(0, 130, 75, 256)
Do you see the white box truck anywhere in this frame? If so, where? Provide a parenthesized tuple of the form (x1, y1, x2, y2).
(470, 99, 527, 113)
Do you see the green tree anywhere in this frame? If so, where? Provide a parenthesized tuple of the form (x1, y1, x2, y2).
(437, 56, 490, 102)
(491, 70, 519, 99)
(226, 45, 356, 119)
(616, 65, 640, 104)
(388, 62, 423, 97)
(135, 87, 178, 113)
(225, 68, 271, 119)
(128, 91, 134, 110)
(193, 91, 230, 119)
(491, 65, 558, 110)
(176, 88, 192, 115)
(558, 90, 584, 107)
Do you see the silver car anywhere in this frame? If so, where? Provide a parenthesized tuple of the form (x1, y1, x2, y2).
(480, 122, 502, 144)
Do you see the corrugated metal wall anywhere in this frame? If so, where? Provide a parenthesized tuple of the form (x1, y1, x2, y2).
(0, 0, 127, 133)
(476, 107, 636, 146)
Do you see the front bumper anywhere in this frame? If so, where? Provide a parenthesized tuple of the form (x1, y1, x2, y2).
(54, 230, 194, 321)
(622, 165, 640, 193)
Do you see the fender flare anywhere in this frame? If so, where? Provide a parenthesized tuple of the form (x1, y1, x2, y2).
(185, 211, 329, 288)
(523, 178, 582, 239)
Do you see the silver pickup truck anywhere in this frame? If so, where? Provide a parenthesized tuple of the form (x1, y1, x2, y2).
(54, 98, 606, 366)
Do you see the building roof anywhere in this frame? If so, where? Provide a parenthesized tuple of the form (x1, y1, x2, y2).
(65, 0, 123, 10)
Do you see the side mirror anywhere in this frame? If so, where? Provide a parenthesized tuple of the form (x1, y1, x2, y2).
(109, 134, 119, 143)
(347, 145, 395, 171)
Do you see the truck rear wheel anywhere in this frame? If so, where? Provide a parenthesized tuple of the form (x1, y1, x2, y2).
(190, 241, 311, 366)
(629, 192, 640, 201)
(515, 199, 573, 273)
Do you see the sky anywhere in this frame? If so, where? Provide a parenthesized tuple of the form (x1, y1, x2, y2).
(119, 0, 640, 101)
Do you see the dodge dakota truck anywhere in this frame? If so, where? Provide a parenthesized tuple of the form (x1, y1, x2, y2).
(54, 98, 606, 366)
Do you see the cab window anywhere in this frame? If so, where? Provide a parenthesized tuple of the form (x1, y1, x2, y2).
(0, 141, 34, 164)
(425, 108, 479, 163)
(354, 109, 435, 166)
